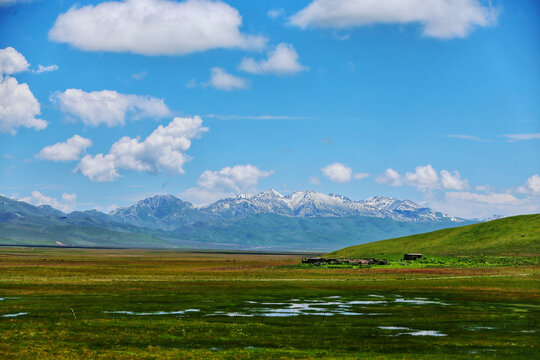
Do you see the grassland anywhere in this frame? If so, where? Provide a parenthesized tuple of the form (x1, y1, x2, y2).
(327, 214, 540, 260)
(0, 248, 538, 359)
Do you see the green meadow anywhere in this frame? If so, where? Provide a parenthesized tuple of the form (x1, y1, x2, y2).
(0, 248, 538, 359)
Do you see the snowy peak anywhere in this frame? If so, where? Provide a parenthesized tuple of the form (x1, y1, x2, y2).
(201, 189, 464, 223)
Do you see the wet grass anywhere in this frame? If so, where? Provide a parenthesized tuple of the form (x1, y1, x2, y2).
(0, 248, 538, 359)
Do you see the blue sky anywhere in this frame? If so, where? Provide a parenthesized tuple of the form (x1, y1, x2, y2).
(0, 0, 538, 219)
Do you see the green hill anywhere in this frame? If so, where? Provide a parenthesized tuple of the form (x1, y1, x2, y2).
(326, 214, 540, 258)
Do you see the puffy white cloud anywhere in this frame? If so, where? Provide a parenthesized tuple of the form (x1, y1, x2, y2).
(35, 64, 59, 74)
(52, 89, 171, 127)
(376, 165, 470, 191)
(290, 0, 498, 39)
(77, 154, 119, 182)
(321, 162, 352, 183)
(404, 164, 440, 190)
(198, 164, 273, 192)
(375, 168, 403, 186)
(207, 67, 249, 91)
(440, 170, 469, 190)
(516, 174, 540, 196)
(49, 0, 266, 56)
(0, 47, 29, 74)
(239, 43, 307, 75)
(321, 162, 369, 183)
(76, 116, 208, 182)
(37, 135, 93, 162)
(20, 191, 75, 213)
(0, 76, 47, 134)
(502, 133, 540, 142)
(180, 164, 273, 205)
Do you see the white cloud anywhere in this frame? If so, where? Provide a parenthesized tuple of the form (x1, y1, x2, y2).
(0, 47, 29, 74)
(0, 76, 47, 134)
(377, 165, 470, 191)
(20, 191, 75, 213)
(290, 0, 498, 39)
(404, 164, 440, 190)
(321, 162, 369, 183)
(354, 172, 370, 180)
(445, 191, 518, 205)
(502, 133, 540, 142)
(62, 193, 77, 202)
(181, 164, 273, 205)
(321, 162, 352, 183)
(52, 89, 171, 127)
(433, 190, 540, 219)
(309, 176, 320, 184)
(49, 0, 266, 56)
(239, 43, 307, 75)
(76, 116, 208, 182)
(440, 170, 469, 190)
(197, 164, 273, 192)
(376, 168, 403, 186)
(35, 64, 59, 74)
(207, 67, 249, 91)
(77, 154, 119, 182)
(447, 134, 484, 141)
(179, 187, 234, 206)
(268, 8, 284, 19)
(516, 174, 540, 196)
(37, 135, 93, 162)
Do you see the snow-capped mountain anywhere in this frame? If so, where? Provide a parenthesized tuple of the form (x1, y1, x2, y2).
(200, 190, 464, 223)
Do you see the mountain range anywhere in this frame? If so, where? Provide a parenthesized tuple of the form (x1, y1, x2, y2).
(0, 190, 473, 251)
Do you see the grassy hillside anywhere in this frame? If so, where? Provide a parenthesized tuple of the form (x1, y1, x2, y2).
(326, 214, 540, 258)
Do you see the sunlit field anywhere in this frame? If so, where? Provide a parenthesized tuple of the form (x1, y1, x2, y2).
(0, 248, 538, 359)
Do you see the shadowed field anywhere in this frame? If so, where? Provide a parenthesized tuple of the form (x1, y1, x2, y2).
(0, 248, 538, 359)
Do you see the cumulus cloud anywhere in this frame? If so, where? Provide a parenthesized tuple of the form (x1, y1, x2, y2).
(440, 170, 469, 190)
(239, 43, 307, 75)
(404, 164, 440, 190)
(206, 67, 249, 91)
(290, 0, 498, 39)
(76, 116, 208, 182)
(37, 135, 93, 161)
(52, 89, 171, 127)
(181, 164, 273, 204)
(20, 191, 76, 213)
(321, 162, 369, 183)
(35, 64, 59, 74)
(376, 165, 470, 191)
(198, 165, 273, 192)
(376, 168, 403, 186)
(0, 76, 48, 134)
(516, 174, 540, 196)
(0, 47, 29, 74)
(502, 133, 540, 142)
(49, 0, 266, 56)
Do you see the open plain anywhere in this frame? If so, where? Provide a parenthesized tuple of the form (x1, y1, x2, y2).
(0, 248, 538, 359)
